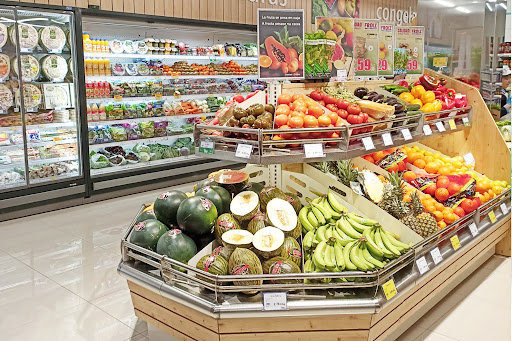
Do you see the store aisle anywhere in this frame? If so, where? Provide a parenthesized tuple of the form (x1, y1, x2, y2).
(0, 186, 509, 341)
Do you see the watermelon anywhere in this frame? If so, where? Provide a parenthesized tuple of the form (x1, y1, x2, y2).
(130, 219, 168, 251)
(244, 182, 265, 194)
(135, 209, 157, 224)
(157, 229, 197, 268)
(214, 170, 249, 195)
(195, 185, 231, 215)
(192, 233, 215, 251)
(154, 191, 187, 227)
(177, 196, 218, 235)
(194, 177, 218, 192)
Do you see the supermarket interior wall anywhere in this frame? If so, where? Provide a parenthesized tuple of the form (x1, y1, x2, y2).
(9, 0, 418, 32)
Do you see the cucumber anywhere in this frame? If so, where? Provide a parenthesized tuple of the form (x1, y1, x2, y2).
(406, 104, 421, 111)
(406, 110, 423, 115)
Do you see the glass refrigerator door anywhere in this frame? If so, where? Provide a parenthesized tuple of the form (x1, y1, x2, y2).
(0, 7, 27, 191)
(14, 8, 82, 185)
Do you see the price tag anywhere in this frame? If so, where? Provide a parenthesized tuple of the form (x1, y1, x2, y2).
(48, 49, 62, 54)
(198, 139, 215, 154)
(500, 203, 508, 215)
(435, 121, 446, 132)
(462, 152, 475, 165)
(155, 93, 163, 100)
(361, 136, 375, 150)
(382, 278, 397, 300)
(262, 292, 287, 311)
(430, 247, 443, 265)
(433, 57, 448, 67)
(450, 235, 461, 250)
(488, 210, 497, 223)
(114, 95, 123, 102)
(235, 143, 253, 159)
(401, 128, 412, 140)
(304, 143, 325, 158)
(415, 256, 429, 275)
(336, 69, 347, 82)
(448, 119, 457, 130)
(171, 75, 178, 79)
(423, 124, 432, 136)
(20, 48, 33, 53)
(468, 222, 479, 236)
(382, 132, 393, 146)
(462, 117, 470, 127)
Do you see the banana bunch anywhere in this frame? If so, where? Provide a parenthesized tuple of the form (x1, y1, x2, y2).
(299, 190, 347, 233)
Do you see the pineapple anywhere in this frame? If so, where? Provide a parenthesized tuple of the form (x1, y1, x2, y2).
(335, 160, 359, 187)
(410, 192, 438, 238)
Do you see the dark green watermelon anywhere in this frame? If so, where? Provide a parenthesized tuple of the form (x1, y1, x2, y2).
(194, 178, 218, 192)
(156, 229, 197, 267)
(244, 182, 265, 194)
(195, 185, 231, 215)
(135, 209, 157, 224)
(154, 191, 188, 227)
(177, 196, 218, 235)
(192, 233, 215, 251)
(130, 219, 168, 251)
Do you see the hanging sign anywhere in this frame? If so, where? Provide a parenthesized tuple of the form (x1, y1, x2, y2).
(257, 9, 305, 80)
(354, 19, 379, 77)
(378, 23, 394, 77)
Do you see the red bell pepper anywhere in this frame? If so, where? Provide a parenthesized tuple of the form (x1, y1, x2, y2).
(454, 95, 468, 108)
(419, 74, 440, 90)
(445, 88, 456, 98)
(409, 80, 422, 90)
(443, 96, 455, 110)
(398, 80, 409, 88)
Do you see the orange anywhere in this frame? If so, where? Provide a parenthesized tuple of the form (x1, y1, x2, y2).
(421, 91, 435, 104)
(438, 221, 447, 229)
(442, 207, 454, 215)
(432, 211, 444, 222)
(435, 202, 445, 211)
(410, 85, 426, 99)
(403, 171, 417, 182)
(371, 151, 386, 162)
(274, 114, 289, 127)
(476, 181, 487, 193)
(447, 182, 461, 196)
(290, 111, 305, 118)
(363, 155, 375, 163)
(437, 166, 452, 176)
(318, 115, 331, 127)
(424, 184, 437, 196)
(435, 187, 450, 201)
(259, 55, 272, 68)
(303, 115, 318, 128)
(294, 103, 308, 113)
(275, 104, 291, 116)
(453, 206, 465, 218)
(424, 162, 440, 174)
(288, 116, 304, 128)
(413, 159, 426, 169)
(327, 112, 339, 125)
(444, 213, 458, 225)
(425, 204, 436, 213)
(277, 94, 292, 105)
(408, 152, 423, 163)
(291, 94, 304, 102)
(424, 156, 435, 164)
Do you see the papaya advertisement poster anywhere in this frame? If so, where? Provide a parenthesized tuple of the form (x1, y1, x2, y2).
(315, 17, 354, 79)
(257, 9, 305, 80)
(353, 19, 379, 77)
(312, 0, 360, 23)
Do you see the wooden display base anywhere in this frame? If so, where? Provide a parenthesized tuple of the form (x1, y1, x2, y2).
(128, 217, 510, 341)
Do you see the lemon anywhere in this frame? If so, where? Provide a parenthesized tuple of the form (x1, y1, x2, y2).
(442, 156, 451, 164)
(433, 153, 442, 159)
(413, 145, 420, 152)
(424, 151, 433, 156)
(500, 181, 508, 187)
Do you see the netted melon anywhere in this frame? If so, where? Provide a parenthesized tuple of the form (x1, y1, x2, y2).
(259, 186, 287, 212)
(252, 226, 284, 259)
(247, 211, 268, 235)
(214, 213, 241, 244)
(285, 192, 302, 214)
(228, 248, 263, 293)
(266, 198, 301, 239)
(262, 257, 301, 284)
(280, 236, 302, 266)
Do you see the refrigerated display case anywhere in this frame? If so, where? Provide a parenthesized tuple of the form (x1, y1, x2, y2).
(81, 15, 258, 195)
(0, 4, 87, 217)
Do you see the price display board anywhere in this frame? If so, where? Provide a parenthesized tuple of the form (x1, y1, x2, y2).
(354, 19, 379, 77)
(395, 26, 424, 76)
(378, 23, 394, 77)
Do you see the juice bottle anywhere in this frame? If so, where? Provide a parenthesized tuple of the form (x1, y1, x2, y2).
(103, 40, 109, 53)
(104, 81, 111, 97)
(104, 40, 110, 54)
(98, 58, 105, 76)
(86, 104, 92, 121)
(104, 58, 111, 76)
(91, 103, 99, 121)
(93, 81, 100, 98)
(83, 32, 92, 53)
(85, 81, 92, 98)
(92, 58, 99, 76)
(98, 102, 106, 120)
(98, 81, 105, 97)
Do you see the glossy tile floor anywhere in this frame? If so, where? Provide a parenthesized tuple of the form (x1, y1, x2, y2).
(0, 184, 510, 341)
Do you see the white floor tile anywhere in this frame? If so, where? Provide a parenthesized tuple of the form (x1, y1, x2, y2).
(414, 329, 458, 341)
(395, 325, 428, 341)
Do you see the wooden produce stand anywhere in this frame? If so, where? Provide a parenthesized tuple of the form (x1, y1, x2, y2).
(119, 73, 511, 341)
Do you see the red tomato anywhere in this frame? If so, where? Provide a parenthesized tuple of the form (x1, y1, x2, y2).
(362, 112, 369, 122)
(324, 95, 337, 105)
(318, 100, 325, 107)
(325, 104, 338, 111)
(309, 91, 323, 101)
(337, 109, 348, 119)
(232, 95, 245, 103)
(347, 104, 362, 115)
(336, 99, 350, 110)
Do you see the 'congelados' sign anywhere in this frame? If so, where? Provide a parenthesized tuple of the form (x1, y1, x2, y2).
(250, 0, 288, 6)
(376, 6, 417, 25)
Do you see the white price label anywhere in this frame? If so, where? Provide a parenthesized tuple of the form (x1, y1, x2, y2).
(416, 256, 429, 275)
(468, 222, 478, 236)
(462, 117, 470, 127)
(262, 292, 287, 311)
(401, 128, 412, 140)
(500, 203, 508, 215)
(435, 121, 446, 132)
(336, 69, 347, 81)
(462, 152, 475, 165)
(235, 143, 253, 159)
(423, 124, 432, 136)
(430, 247, 443, 265)
(361, 136, 375, 150)
(304, 143, 325, 158)
(382, 132, 393, 146)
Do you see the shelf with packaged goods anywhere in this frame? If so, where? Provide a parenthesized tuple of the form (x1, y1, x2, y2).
(0, 162, 25, 171)
(85, 75, 258, 81)
(88, 114, 212, 127)
(86, 92, 250, 104)
(28, 155, 78, 165)
(0, 126, 23, 133)
(0, 180, 27, 191)
(490, 53, 511, 58)
(90, 155, 201, 176)
(84, 52, 258, 62)
(89, 133, 193, 149)
(27, 138, 77, 147)
(25, 122, 76, 130)
(29, 172, 80, 185)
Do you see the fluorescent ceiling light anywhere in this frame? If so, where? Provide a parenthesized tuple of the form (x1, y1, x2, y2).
(498, 3, 506, 9)
(457, 7, 471, 13)
(435, 0, 455, 7)
(486, 3, 494, 10)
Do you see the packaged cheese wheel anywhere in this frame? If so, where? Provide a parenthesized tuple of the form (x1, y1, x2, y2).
(9, 24, 38, 49)
(16, 83, 42, 108)
(39, 26, 66, 51)
(0, 84, 13, 109)
(41, 55, 68, 81)
(110, 39, 123, 54)
(12, 55, 40, 80)
(43, 85, 68, 108)
(0, 23, 8, 49)
(123, 40, 136, 54)
(0, 54, 9, 81)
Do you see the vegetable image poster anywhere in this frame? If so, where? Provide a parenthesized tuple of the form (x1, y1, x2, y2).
(378, 23, 394, 77)
(395, 26, 424, 76)
(312, 0, 360, 23)
(353, 19, 379, 77)
(315, 17, 354, 79)
(257, 9, 305, 80)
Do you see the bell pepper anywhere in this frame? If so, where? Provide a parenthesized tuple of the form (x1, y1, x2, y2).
(445, 88, 456, 98)
(440, 78, 447, 86)
(419, 74, 440, 90)
(454, 95, 467, 108)
(443, 96, 455, 110)
(409, 80, 422, 90)
(398, 80, 409, 88)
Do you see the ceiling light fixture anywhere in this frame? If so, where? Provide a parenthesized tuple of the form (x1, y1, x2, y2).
(486, 3, 494, 10)
(457, 7, 471, 13)
(435, 0, 455, 7)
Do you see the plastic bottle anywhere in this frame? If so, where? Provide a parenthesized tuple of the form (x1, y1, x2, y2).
(98, 81, 105, 97)
(98, 102, 106, 121)
(85, 58, 92, 76)
(104, 58, 111, 76)
(85, 81, 92, 98)
(93, 81, 100, 98)
(91, 103, 99, 121)
(83, 32, 92, 53)
(104, 81, 111, 97)
(92, 58, 99, 76)
(98, 58, 105, 76)
(86, 104, 92, 121)
(103, 40, 109, 53)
